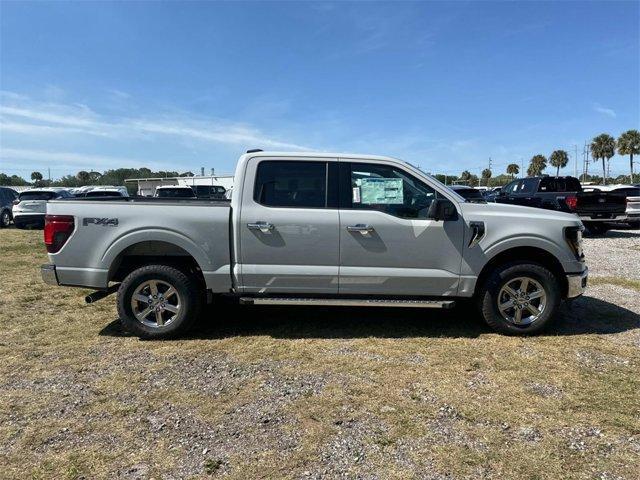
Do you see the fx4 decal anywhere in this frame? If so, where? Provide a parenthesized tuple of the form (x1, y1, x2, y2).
(83, 217, 119, 227)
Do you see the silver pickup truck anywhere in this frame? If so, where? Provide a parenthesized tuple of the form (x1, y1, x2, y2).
(42, 151, 588, 338)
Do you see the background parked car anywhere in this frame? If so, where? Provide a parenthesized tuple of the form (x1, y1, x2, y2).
(154, 185, 197, 198)
(75, 186, 129, 198)
(449, 185, 486, 203)
(0, 186, 18, 228)
(12, 188, 73, 229)
(483, 186, 502, 202)
(192, 185, 227, 199)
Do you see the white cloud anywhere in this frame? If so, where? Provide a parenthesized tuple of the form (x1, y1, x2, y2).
(0, 92, 312, 151)
(593, 103, 617, 118)
(0, 147, 175, 171)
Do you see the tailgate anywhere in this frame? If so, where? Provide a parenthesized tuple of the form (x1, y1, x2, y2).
(576, 192, 626, 216)
(17, 200, 47, 214)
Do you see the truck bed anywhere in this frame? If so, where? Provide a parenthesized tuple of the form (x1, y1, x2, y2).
(46, 198, 232, 291)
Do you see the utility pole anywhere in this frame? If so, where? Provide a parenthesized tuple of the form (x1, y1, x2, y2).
(574, 145, 578, 178)
(48, 167, 51, 182)
(487, 157, 492, 186)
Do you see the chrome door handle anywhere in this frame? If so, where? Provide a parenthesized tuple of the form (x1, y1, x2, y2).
(247, 221, 274, 232)
(346, 224, 374, 234)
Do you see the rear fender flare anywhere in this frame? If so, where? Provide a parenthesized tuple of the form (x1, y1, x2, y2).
(101, 229, 214, 273)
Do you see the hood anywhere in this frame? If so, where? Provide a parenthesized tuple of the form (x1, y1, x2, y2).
(459, 201, 581, 224)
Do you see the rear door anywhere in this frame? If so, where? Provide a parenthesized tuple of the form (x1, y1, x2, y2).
(238, 157, 340, 294)
(338, 161, 465, 296)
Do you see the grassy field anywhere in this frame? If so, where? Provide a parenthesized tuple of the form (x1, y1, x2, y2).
(0, 228, 639, 479)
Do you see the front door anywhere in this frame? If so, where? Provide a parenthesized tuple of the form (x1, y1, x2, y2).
(239, 158, 340, 294)
(339, 161, 465, 296)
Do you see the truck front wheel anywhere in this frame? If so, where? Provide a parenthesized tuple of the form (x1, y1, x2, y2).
(117, 264, 202, 339)
(477, 262, 561, 335)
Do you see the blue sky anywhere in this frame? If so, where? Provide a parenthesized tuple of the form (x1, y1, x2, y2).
(1, 1, 638, 179)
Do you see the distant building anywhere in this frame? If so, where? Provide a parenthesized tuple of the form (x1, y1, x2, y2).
(125, 174, 234, 197)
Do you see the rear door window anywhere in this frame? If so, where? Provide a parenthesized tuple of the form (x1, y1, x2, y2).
(254, 161, 327, 208)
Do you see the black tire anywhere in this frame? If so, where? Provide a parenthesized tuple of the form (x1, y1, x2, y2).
(117, 264, 202, 339)
(0, 209, 11, 228)
(476, 262, 561, 335)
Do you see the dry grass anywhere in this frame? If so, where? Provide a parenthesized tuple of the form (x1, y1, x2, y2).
(0, 228, 639, 479)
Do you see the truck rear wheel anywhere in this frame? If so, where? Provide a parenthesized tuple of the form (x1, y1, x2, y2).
(117, 264, 202, 339)
(477, 262, 561, 335)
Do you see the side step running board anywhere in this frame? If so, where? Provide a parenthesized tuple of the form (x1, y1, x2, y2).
(239, 297, 455, 309)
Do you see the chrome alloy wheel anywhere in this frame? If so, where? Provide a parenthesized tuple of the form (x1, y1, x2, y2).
(130, 280, 181, 328)
(497, 276, 547, 326)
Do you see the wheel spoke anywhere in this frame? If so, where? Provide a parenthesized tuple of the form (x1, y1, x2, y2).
(520, 278, 529, 293)
(137, 306, 153, 321)
(503, 285, 519, 298)
(149, 281, 159, 296)
(499, 299, 515, 311)
(513, 308, 523, 324)
(525, 303, 541, 316)
(155, 309, 164, 326)
(133, 293, 149, 303)
(163, 287, 177, 299)
(164, 304, 179, 314)
(529, 290, 544, 300)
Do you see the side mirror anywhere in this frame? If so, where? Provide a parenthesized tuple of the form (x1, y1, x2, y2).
(427, 198, 457, 221)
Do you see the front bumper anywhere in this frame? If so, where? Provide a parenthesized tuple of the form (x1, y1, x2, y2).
(566, 268, 588, 298)
(41, 264, 59, 286)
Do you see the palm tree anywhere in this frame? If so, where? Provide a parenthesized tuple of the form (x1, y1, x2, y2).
(30, 171, 43, 182)
(590, 133, 616, 185)
(527, 154, 547, 176)
(460, 170, 472, 185)
(76, 170, 91, 185)
(549, 150, 569, 177)
(617, 129, 640, 184)
(481, 168, 492, 186)
(506, 163, 519, 179)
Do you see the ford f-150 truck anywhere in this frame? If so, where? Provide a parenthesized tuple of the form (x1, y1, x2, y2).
(41, 151, 588, 338)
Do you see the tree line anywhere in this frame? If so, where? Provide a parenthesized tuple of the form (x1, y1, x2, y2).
(0, 168, 195, 193)
(451, 129, 639, 187)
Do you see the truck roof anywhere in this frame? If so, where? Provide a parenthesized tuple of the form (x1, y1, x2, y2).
(242, 151, 403, 163)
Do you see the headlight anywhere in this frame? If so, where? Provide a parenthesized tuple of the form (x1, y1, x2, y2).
(564, 225, 584, 260)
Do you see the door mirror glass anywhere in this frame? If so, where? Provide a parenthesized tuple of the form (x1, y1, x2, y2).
(427, 198, 457, 221)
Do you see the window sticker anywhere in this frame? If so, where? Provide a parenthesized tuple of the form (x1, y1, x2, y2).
(360, 178, 404, 204)
(352, 186, 361, 203)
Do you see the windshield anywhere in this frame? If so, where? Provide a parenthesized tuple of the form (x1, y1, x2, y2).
(156, 188, 195, 198)
(19, 191, 59, 201)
